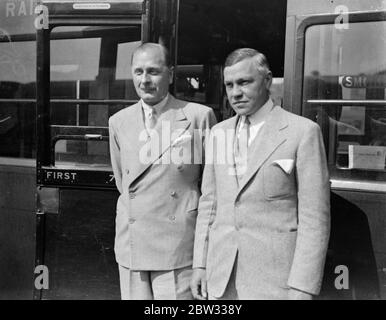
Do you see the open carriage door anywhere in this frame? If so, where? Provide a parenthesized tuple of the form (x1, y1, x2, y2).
(34, 0, 178, 299)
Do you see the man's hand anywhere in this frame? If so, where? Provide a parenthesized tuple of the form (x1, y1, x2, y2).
(190, 268, 208, 300)
(288, 288, 313, 300)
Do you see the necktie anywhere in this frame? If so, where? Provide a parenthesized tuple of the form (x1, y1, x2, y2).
(145, 108, 157, 131)
(234, 116, 250, 179)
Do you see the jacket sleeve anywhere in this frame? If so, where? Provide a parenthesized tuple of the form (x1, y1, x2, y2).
(202, 108, 218, 130)
(108, 117, 123, 194)
(287, 122, 331, 295)
(193, 128, 217, 269)
(199, 108, 218, 170)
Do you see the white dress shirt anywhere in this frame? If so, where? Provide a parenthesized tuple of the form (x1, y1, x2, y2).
(141, 94, 169, 131)
(236, 98, 274, 146)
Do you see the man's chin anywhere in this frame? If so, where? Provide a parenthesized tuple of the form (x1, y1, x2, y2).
(234, 108, 249, 116)
(141, 96, 159, 105)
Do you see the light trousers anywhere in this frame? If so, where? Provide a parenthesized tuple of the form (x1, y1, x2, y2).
(118, 264, 193, 300)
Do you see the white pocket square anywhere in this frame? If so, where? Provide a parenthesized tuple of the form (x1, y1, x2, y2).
(172, 134, 192, 147)
(273, 159, 295, 174)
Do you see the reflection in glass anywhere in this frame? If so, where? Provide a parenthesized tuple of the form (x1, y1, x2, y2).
(303, 21, 386, 182)
(0, 40, 36, 158)
(49, 26, 141, 167)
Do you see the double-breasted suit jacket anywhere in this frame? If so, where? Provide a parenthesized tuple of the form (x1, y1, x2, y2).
(109, 95, 217, 271)
(193, 105, 331, 299)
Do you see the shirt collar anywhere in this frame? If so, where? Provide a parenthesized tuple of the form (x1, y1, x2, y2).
(141, 93, 169, 115)
(247, 98, 274, 126)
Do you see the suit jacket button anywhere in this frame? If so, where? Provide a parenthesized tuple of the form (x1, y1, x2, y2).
(129, 218, 136, 224)
(170, 191, 177, 197)
(129, 192, 136, 199)
(169, 215, 176, 221)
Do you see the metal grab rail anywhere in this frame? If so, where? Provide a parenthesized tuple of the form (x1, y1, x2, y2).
(50, 125, 109, 165)
(331, 178, 386, 193)
(6, 98, 384, 105)
(307, 99, 386, 106)
(0, 98, 138, 104)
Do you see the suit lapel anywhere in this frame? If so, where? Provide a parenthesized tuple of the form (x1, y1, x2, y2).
(221, 115, 239, 192)
(237, 106, 288, 194)
(126, 101, 149, 186)
(129, 96, 191, 186)
(154, 96, 191, 160)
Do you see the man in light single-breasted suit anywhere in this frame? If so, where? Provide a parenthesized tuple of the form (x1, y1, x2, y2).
(109, 43, 217, 299)
(191, 48, 330, 300)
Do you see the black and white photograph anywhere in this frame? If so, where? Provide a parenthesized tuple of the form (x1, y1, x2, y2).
(0, 0, 385, 304)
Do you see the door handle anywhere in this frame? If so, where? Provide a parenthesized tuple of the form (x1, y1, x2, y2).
(84, 134, 103, 140)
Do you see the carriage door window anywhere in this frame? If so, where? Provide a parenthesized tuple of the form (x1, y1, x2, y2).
(50, 26, 140, 168)
(303, 21, 386, 187)
(0, 38, 36, 159)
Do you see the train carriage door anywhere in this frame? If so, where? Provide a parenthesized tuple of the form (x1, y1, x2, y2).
(34, 0, 177, 300)
(285, 0, 386, 299)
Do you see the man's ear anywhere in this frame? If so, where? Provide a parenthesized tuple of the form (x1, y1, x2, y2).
(169, 66, 174, 84)
(265, 71, 273, 90)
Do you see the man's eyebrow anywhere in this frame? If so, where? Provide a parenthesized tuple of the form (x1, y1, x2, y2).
(236, 76, 252, 82)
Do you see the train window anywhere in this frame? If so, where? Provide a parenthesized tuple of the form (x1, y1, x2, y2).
(175, 65, 206, 103)
(0, 38, 36, 158)
(176, 0, 286, 121)
(303, 21, 386, 185)
(49, 26, 140, 167)
(54, 140, 111, 168)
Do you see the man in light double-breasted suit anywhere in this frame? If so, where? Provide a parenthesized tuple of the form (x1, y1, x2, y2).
(191, 48, 330, 300)
(109, 43, 216, 299)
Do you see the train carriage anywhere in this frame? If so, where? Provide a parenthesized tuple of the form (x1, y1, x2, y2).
(0, 0, 385, 299)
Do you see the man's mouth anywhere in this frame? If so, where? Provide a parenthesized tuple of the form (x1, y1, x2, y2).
(233, 101, 248, 106)
(140, 87, 156, 93)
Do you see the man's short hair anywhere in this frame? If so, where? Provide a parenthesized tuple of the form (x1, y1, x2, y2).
(131, 42, 172, 67)
(224, 48, 270, 76)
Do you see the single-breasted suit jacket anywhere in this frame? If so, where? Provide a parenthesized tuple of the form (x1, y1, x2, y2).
(193, 105, 331, 299)
(109, 95, 217, 270)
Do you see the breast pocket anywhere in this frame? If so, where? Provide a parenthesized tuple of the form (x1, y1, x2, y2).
(263, 161, 296, 200)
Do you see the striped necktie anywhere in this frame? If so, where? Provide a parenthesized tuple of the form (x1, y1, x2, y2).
(145, 108, 157, 131)
(234, 116, 250, 180)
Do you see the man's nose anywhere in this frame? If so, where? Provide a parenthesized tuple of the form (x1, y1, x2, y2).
(231, 85, 243, 98)
(140, 72, 151, 83)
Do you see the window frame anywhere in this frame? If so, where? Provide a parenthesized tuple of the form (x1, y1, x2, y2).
(37, 18, 144, 189)
(292, 10, 386, 193)
(0, 36, 37, 161)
